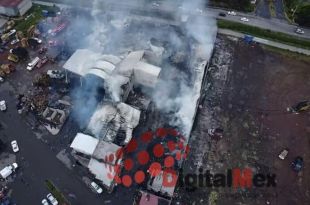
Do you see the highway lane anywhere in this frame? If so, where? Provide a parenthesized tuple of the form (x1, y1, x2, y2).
(33, 0, 310, 40)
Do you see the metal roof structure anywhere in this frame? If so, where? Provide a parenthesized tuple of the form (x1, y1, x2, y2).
(70, 133, 99, 156)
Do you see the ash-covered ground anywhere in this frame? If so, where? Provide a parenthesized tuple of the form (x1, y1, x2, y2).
(173, 35, 310, 205)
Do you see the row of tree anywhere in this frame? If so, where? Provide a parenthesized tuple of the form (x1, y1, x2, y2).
(284, 0, 310, 27)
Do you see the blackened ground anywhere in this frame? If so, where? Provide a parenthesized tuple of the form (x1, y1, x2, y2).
(173, 35, 310, 205)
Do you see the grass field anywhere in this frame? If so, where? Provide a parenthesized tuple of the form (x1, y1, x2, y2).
(45, 180, 71, 205)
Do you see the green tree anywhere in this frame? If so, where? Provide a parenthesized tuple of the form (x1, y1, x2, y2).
(295, 4, 310, 27)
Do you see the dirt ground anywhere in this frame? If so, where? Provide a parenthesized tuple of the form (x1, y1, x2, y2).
(173, 35, 310, 205)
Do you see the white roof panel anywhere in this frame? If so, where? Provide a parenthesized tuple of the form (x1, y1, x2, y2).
(70, 133, 99, 156)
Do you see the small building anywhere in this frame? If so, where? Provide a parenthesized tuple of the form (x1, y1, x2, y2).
(70, 133, 123, 192)
(70, 133, 99, 157)
(133, 191, 171, 205)
(147, 170, 178, 198)
(0, 0, 32, 17)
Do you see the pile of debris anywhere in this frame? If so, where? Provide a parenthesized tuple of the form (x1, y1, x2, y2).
(0, 64, 15, 78)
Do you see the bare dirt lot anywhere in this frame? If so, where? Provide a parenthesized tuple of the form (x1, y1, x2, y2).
(174, 35, 310, 205)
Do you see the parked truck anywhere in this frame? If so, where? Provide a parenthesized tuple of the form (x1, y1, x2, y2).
(0, 163, 18, 179)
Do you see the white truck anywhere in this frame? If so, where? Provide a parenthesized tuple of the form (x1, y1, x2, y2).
(0, 163, 18, 179)
(26, 57, 40, 71)
(0, 100, 6, 111)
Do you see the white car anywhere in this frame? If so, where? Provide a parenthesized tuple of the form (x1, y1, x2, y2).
(10, 39, 19, 45)
(152, 2, 160, 7)
(0, 76, 4, 83)
(228, 11, 236, 15)
(90, 182, 103, 194)
(278, 149, 289, 160)
(295, 28, 304, 34)
(32, 37, 42, 44)
(0, 100, 6, 111)
(47, 193, 58, 205)
(41, 199, 49, 205)
(240, 17, 249, 22)
(11, 140, 19, 153)
(47, 70, 65, 79)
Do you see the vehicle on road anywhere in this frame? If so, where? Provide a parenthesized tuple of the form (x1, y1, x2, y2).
(47, 193, 58, 205)
(0, 163, 18, 179)
(228, 11, 236, 15)
(90, 181, 103, 194)
(0, 100, 6, 111)
(11, 140, 19, 153)
(278, 149, 288, 160)
(240, 17, 249, 22)
(295, 28, 304, 34)
(26, 57, 40, 71)
(47, 70, 65, 79)
(291, 156, 303, 172)
(0, 77, 4, 83)
(36, 56, 48, 69)
(41, 199, 49, 205)
(10, 39, 19, 45)
(219, 12, 226, 17)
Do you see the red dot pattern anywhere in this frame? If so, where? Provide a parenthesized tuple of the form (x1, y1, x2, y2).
(153, 144, 164, 158)
(137, 151, 150, 165)
(105, 128, 189, 188)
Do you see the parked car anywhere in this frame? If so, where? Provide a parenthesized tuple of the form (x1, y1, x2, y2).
(10, 39, 19, 45)
(47, 70, 65, 79)
(0, 163, 18, 179)
(295, 28, 304, 34)
(278, 149, 288, 160)
(32, 37, 42, 44)
(219, 12, 226, 17)
(0, 100, 6, 111)
(47, 193, 58, 205)
(36, 56, 48, 69)
(41, 199, 49, 205)
(240, 17, 249, 22)
(7, 29, 16, 36)
(11, 140, 19, 153)
(90, 181, 103, 194)
(291, 156, 303, 172)
(228, 11, 236, 15)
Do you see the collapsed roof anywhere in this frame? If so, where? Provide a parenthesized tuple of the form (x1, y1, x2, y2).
(63, 49, 161, 88)
(87, 102, 141, 144)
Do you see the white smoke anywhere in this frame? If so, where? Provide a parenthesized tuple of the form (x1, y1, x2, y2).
(68, 0, 217, 136)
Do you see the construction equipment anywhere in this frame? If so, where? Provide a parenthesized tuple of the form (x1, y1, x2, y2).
(288, 100, 310, 114)
(27, 25, 36, 38)
(8, 54, 19, 63)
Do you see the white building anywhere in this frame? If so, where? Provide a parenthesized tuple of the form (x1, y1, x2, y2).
(70, 133, 122, 192)
(0, 0, 32, 16)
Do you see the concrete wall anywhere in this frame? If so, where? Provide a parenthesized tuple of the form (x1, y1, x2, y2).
(18, 0, 32, 16)
(0, 0, 32, 16)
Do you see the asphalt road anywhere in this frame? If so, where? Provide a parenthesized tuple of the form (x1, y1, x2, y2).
(33, 0, 310, 40)
(0, 86, 108, 205)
